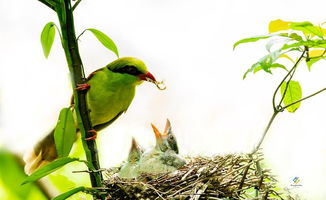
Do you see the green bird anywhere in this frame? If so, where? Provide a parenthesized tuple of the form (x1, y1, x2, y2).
(118, 137, 143, 179)
(24, 57, 160, 174)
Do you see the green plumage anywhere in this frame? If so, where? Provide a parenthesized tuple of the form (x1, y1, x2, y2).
(24, 57, 153, 174)
(87, 57, 148, 127)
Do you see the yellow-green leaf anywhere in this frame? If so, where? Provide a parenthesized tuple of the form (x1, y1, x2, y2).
(41, 22, 56, 58)
(280, 80, 302, 112)
(269, 19, 292, 33)
(54, 108, 76, 158)
(308, 49, 326, 57)
(87, 28, 119, 57)
(290, 21, 324, 38)
(22, 157, 79, 185)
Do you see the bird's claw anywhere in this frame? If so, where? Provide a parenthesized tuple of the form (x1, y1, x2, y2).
(85, 129, 97, 141)
(76, 83, 90, 91)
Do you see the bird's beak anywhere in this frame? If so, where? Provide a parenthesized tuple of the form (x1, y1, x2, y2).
(151, 123, 161, 140)
(139, 72, 156, 82)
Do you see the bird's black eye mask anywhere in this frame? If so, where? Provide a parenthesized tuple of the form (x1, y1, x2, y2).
(110, 65, 143, 76)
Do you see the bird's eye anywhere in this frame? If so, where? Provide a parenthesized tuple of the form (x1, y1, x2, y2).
(113, 65, 142, 76)
(125, 66, 137, 74)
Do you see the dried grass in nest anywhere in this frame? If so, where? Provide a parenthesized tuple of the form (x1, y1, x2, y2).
(103, 152, 297, 200)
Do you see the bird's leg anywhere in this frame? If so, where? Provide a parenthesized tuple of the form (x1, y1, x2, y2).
(85, 129, 97, 140)
(76, 83, 91, 91)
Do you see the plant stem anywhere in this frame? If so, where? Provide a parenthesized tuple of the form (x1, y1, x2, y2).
(272, 50, 306, 111)
(252, 49, 307, 154)
(54, 0, 104, 199)
(251, 112, 278, 154)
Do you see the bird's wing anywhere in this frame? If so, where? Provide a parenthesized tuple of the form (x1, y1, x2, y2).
(70, 68, 104, 105)
(93, 111, 124, 131)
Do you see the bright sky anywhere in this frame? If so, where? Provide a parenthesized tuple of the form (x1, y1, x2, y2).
(1, 0, 326, 199)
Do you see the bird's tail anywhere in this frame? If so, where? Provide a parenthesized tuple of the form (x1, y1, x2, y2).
(23, 129, 58, 175)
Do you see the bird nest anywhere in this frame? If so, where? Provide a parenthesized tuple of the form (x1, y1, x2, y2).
(103, 152, 297, 200)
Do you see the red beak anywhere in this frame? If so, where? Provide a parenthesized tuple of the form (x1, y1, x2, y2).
(139, 72, 156, 82)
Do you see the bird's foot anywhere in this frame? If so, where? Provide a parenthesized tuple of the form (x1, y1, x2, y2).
(76, 83, 90, 91)
(85, 129, 97, 140)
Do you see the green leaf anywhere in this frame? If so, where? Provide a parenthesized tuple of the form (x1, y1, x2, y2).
(243, 50, 282, 79)
(87, 28, 119, 57)
(0, 149, 47, 200)
(306, 57, 325, 71)
(290, 21, 324, 38)
(54, 108, 76, 158)
(282, 39, 326, 50)
(41, 22, 56, 58)
(22, 157, 79, 185)
(280, 80, 302, 112)
(49, 174, 76, 193)
(52, 186, 85, 200)
(233, 35, 273, 49)
(288, 33, 303, 41)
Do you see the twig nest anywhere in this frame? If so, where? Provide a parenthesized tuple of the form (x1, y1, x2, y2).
(103, 152, 298, 200)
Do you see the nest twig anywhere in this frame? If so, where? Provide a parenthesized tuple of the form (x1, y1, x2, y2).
(102, 152, 298, 200)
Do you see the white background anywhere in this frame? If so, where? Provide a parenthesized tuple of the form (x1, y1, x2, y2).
(1, 0, 326, 199)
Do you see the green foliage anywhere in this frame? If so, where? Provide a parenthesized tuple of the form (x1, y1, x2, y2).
(280, 80, 302, 112)
(0, 149, 47, 200)
(41, 22, 56, 58)
(54, 108, 76, 158)
(52, 187, 85, 200)
(22, 157, 79, 185)
(233, 35, 273, 49)
(87, 28, 119, 57)
(290, 21, 324, 38)
(235, 19, 326, 77)
(243, 50, 287, 79)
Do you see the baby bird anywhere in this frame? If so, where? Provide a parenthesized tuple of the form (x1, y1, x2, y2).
(118, 137, 143, 179)
(138, 120, 185, 174)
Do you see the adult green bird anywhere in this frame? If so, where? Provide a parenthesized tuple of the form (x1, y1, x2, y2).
(24, 57, 160, 174)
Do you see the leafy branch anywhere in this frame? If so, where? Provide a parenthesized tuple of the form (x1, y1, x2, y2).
(234, 19, 326, 154)
(25, 0, 120, 199)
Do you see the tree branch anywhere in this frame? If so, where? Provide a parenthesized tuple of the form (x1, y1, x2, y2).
(272, 49, 306, 111)
(54, 0, 104, 199)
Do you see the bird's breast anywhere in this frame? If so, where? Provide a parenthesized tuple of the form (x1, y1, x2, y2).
(86, 71, 137, 126)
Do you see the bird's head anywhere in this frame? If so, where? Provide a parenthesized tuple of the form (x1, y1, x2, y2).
(151, 123, 169, 152)
(163, 119, 179, 154)
(151, 119, 179, 154)
(127, 137, 143, 163)
(107, 57, 159, 86)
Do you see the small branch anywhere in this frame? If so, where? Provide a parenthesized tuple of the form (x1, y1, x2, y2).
(72, 0, 82, 11)
(282, 87, 326, 111)
(38, 0, 56, 11)
(272, 50, 306, 111)
(76, 29, 87, 41)
(251, 112, 278, 154)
